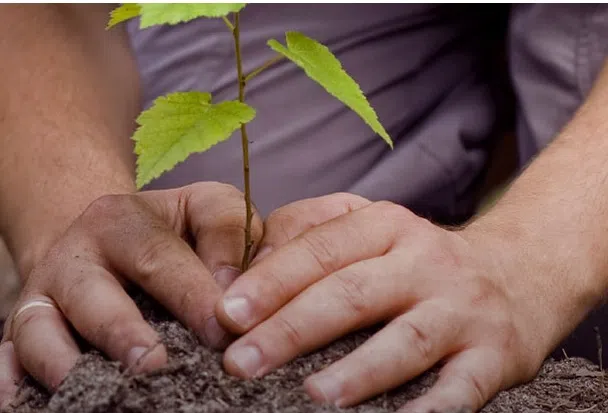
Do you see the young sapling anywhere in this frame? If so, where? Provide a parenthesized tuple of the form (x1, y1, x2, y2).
(108, 3, 393, 271)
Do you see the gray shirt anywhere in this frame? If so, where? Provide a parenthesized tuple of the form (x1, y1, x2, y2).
(128, 4, 608, 223)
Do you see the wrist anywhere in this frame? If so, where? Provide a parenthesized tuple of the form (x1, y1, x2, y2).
(460, 215, 603, 356)
(9, 179, 136, 279)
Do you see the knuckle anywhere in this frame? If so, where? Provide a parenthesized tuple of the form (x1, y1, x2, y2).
(177, 287, 216, 332)
(266, 208, 296, 228)
(99, 316, 126, 347)
(374, 201, 409, 219)
(211, 181, 243, 196)
(184, 182, 249, 234)
(334, 270, 370, 316)
(372, 200, 401, 215)
(372, 201, 415, 229)
(398, 316, 434, 364)
(429, 300, 461, 327)
(265, 209, 299, 241)
(219, 209, 248, 227)
(467, 276, 501, 308)
(330, 192, 369, 206)
(452, 369, 487, 408)
(58, 272, 90, 314)
(133, 235, 174, 279)
(300, 231, 341, 274)
(423, 235, 464, 271)
(189, 181, 243, 200)
(433, 247, 463, 272)
(322, 192, 370, 214)
(275, 315, 304, 349)
(344, 361, 384, 395)
(246, 271, 289, 310)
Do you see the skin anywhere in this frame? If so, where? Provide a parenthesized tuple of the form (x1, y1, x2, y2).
(0, 5, 262, 407)
(216, 64, 608, 412)
(2, 4, 608, 413)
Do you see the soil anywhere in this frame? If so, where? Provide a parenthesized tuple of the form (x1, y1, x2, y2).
(2, 292, 607, 413)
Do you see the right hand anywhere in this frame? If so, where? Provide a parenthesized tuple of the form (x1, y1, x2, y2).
(0, 182, 262, 407)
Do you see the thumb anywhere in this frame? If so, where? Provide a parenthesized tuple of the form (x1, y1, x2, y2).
(139, 182, 264, 280)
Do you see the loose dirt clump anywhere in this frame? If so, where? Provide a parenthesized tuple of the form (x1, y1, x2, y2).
(3, 292, 607, 413)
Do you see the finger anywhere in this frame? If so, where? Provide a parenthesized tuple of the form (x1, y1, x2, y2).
(303, 301, 462, 407)
(0, 341, 24, 409)
(252, 193, 371, 264)
(181, 182, 264, 278)
(141, 183, 264, 281)
(47, 263, 167, 374)
(81, 194, 228, 348)
(400, 348, 504, 413)
(223, 254, 413, 378)
(217, 201, 415, 333)
(10, 296, 81, 390)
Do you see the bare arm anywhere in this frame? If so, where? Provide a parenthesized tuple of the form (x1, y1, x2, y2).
(0, 6, 264, 402)
(0, 4, 139, 276)
(469, 60, 608, 353)
(211, 61, 608, 411)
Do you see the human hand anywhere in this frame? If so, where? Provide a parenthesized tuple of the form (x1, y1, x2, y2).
(215, 193, 549, 412)
(0, 182, 262, 408)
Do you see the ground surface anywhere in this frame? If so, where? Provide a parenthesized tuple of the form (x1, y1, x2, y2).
(3, 292, 607, 413)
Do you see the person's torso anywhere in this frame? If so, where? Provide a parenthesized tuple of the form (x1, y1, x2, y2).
(128, 4, 509, 222)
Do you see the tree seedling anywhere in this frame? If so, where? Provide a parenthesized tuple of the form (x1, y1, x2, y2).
(108, 3, 393, 271)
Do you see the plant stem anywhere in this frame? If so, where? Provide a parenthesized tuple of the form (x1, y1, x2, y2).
(244, 55, 284, 84)
(231, 12, 254, 272)
(221, 15, 234, 32)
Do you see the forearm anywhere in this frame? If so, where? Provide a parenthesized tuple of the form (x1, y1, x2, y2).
(467, 61, 608, 352)
(0, 5, 139, 276)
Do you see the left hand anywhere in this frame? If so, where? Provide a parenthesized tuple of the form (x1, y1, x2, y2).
(215, 193, 550, 412)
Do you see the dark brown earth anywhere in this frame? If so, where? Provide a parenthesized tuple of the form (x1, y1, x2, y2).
(2, 292, 607, 413)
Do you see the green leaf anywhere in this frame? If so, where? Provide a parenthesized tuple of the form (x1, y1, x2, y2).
(139, 3, 246, 28)
(133, 92, 255, 188)
(268, 32, 393, 148)
(107, 4, 141, 28)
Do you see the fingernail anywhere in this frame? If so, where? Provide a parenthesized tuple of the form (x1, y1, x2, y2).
(213, 266, 241, 290)
(203, 316, 229, 348)
(227, 345, 263, 377)
(222, 296, 253, 328)
(250, 245, 273, 266)
(126, 346, 149, 369)
(307, 374, 343, 406)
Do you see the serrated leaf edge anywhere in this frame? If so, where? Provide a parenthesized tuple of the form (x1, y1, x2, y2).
(268, 32, 393, 149)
